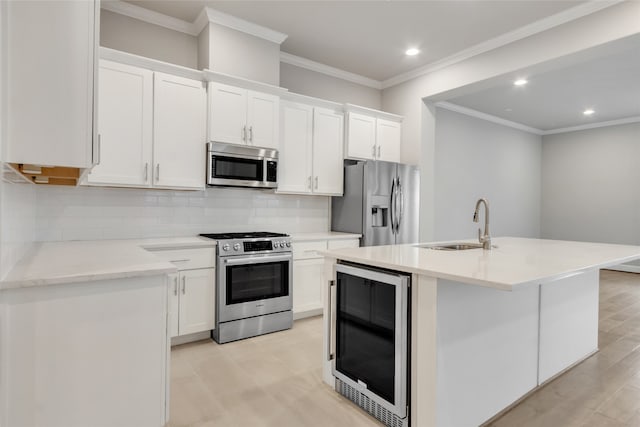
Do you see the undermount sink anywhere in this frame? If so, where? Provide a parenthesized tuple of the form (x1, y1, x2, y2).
(416, 242, 488, 251)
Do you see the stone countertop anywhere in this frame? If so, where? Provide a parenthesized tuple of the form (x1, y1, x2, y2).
(289, 232, 361, 242)
(319, 237, 640, 291)
(0, 236, 215, 290)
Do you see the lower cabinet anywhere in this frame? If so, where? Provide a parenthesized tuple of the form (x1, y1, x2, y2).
(168, 268, 215, 337)
(292, 238, 359, 317)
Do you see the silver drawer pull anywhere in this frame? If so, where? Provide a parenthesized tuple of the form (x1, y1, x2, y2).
(181, 276, 186, 294)
(170, 259, 190, 263)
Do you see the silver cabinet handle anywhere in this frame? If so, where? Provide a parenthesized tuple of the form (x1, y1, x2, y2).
(156, 164, 160, 181)
(173, 276, 178, 296)
(242, 126, 247, 142)
(372, 145, 376, 158)
(314, 176, 318, 190)
(378, 146, 381, 157)
(249, 126, 253, 142)
(181, 276, 186, 294)
(308, 176, 312, 190)
(144, 162, 148, 182)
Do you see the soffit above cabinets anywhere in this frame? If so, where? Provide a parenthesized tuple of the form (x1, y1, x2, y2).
(119, 0, 591, 83)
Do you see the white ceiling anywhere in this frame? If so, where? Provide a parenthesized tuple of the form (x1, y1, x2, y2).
(125, 0, 586, 82)
(446, 35, 640, 131)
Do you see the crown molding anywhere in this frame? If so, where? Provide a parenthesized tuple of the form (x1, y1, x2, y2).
(280, 52, 382, 90)
(436, 102, 544, 135)
(195, 7, 287, 44)
(381, 0, 624, 89)
(101, 1, 288, 43)
(542, 116, 640, 135)
(101, 0, 198, 36)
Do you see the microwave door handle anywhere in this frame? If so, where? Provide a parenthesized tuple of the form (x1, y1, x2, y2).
(223, 254, 292, 266)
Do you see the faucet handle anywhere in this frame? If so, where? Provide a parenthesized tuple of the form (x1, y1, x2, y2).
(478, 228, 482, 242)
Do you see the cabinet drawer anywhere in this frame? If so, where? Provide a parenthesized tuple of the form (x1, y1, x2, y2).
(293, 241, 327, 260)
(327, 239, 360, 250)
(148, 247, 216, 270)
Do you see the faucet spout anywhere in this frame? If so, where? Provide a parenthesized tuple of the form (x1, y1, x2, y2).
(473, 198, 491, 250)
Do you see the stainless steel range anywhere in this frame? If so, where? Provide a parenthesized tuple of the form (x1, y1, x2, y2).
(200, 232, 293, 344)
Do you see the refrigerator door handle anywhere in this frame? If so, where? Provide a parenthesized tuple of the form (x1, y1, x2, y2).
(390, 177, 397, 234)
(397, 178, 405, 232)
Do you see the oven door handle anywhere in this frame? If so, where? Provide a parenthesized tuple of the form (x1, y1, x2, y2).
(223, 253, 292, 266)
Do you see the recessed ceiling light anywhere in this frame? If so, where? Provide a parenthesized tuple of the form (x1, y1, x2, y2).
(514, 79, 528, 86)
(405, 48, 420, 56)
(583, 109, 595, 116)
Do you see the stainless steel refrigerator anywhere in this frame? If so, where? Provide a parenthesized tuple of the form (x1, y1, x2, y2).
(331, 160, 419, 246)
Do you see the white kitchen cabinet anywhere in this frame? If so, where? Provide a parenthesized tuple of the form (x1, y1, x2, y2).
(277, 101, 344, 196)
(153, 72, 206, 189)
(292, 238, 359, 318)
(208, 82, 280, 149)
(5, 0, 98, 171)
(88, 61, 153, 186)
(152, 247, 216, 339)
(376, 118, 402, 163)
(345, 107, 402, 162)
(87, 62, 206, 190)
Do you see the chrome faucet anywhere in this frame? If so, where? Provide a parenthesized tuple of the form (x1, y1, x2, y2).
(473, 198, 492, 250)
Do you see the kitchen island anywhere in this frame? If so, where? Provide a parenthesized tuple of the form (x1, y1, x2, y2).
(320, 237, 640, 427)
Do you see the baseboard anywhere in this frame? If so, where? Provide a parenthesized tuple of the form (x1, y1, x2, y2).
(170, 330, 212, 346)
(293, 308, 322, 320)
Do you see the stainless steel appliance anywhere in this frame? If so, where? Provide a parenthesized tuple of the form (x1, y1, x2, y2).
(328, 262, 410, 427)
(200, 232, 293, 344)
(331, 161, 419, 246)
(206, 142, 278, 189)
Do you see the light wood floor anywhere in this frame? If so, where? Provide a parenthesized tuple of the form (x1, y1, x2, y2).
(169, 270, 640, 427)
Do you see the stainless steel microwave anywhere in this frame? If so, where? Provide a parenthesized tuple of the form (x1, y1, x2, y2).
(206, 142, 278, 189)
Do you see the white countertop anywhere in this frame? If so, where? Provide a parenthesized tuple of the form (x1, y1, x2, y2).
(320, 237, 640, 290)
(290, 232, 361, 242)
(0, 236, 216, 290)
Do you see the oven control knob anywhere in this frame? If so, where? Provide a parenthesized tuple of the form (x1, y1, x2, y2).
(233, 243, 241, 251)
(273, 241, 280, 248)
(222, 244, 230, 251)
(285, 241, 291, 247)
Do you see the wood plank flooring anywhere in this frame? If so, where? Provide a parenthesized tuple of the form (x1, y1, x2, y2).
(169, 270, 640, 427)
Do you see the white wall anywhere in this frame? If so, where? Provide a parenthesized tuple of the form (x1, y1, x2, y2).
(434, 108, 542, 241)
(280, 63, 381, 110)
(541, 123, 640, 246)
(34, 186, 329, 242)
(100, 10, 198, 69)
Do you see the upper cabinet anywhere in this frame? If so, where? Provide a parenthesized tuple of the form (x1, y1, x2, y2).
(5, 0, 98, 182)
(208, 82, 280, 150)
(277, 100, 344, 196)
(345, 106, 403, 163)
(87, 60, 206, 190)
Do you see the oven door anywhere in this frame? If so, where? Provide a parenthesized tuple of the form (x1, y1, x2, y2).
(332, 263, 409, 419)
(218, 253, 292, 322)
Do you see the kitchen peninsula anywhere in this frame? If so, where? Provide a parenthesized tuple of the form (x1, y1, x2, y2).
(320, 237, 640, 427)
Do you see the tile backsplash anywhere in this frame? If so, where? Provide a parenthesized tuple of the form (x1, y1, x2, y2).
(35, 185, 331, 241)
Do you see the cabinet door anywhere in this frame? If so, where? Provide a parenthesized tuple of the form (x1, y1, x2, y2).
(376, 119, 401, 163)
(168, 273, 180, 338)
(178, 268, 215, 336)
(277, 101, 313, 194)
(153, 73, 206, 190)
(88, 61, 153, 186)
(208, 82, 247, 145)
(313, 108, 344, 195)
(345, 112, 376, 160)
(247, 90, 280, 149)
(293, 259, 325, 314)
(6, 0, 97, 168)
